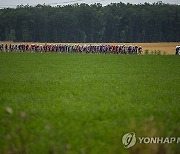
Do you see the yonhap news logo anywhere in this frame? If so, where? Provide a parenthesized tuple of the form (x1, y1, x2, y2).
(122, 132, 180, 148)
(122, 132, 136, 148)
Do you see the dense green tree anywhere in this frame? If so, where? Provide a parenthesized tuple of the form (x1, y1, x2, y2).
(0, 2, 179, 42)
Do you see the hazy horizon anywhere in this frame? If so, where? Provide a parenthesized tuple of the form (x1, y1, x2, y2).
(0, 0, 179, 8)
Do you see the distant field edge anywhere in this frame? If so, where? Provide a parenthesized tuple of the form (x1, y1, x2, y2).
(0, 41, 179, 54)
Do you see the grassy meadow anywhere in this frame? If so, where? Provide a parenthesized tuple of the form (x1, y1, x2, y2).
(0, 53, 180, 154)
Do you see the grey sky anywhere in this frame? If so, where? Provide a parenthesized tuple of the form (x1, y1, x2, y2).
(0, 0, 179, 8)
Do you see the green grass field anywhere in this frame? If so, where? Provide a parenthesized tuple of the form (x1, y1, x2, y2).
(0, 53, 179, 154)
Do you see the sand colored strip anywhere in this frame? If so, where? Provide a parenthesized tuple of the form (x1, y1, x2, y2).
(0, 41, 179, 54)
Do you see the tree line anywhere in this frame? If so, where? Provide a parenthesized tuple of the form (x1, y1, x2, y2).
(0, 2, 179, 43)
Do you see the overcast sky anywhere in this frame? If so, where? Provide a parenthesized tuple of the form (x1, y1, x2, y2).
(0, 0, 179, 8)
